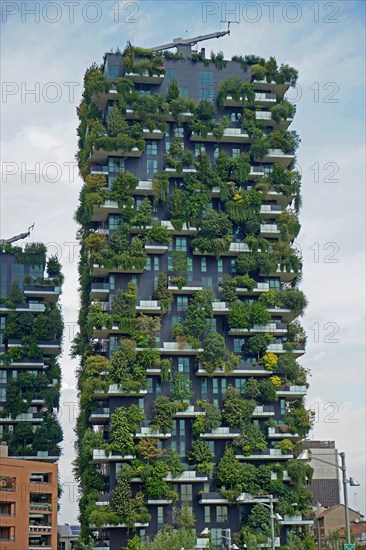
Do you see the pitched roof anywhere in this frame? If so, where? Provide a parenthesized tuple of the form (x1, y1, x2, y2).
(339, 522, 366, 536)
(317, 504, 361, 519)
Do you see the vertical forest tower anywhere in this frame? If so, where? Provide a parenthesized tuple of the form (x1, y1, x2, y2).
(75, 39, 313, 549)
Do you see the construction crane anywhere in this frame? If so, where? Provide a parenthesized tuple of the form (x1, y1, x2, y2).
(147, 27, 231, 52)
(0, 223, 34, 245)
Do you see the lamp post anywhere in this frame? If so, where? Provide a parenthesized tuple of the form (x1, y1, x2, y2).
(297, 449, 360, 545)
(236, 493, 283, 550)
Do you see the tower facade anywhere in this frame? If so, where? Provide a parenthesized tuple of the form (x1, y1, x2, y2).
(75, 43, 313, 548)
(0, 242, 63, 462)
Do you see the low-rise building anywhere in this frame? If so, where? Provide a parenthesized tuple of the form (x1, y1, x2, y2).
(0, 443, 58, 550)
(312, 504, 364, 549)
(58, 524, 80, 549)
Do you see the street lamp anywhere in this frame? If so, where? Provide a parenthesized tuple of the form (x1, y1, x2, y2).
(297, 449, 360, 545)
(200, 528, 238, 549)
(236, 493, 283, 550)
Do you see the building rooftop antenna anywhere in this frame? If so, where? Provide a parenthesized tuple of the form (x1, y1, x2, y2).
(0, 223, 35, 245)
(147, 25, 231, 52)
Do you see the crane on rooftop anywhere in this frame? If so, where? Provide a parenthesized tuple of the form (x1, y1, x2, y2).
(0, 223, 34, 245)
(146, 25, 232, 52)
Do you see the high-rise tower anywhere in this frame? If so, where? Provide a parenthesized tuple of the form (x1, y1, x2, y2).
(75, 41, 313, 549)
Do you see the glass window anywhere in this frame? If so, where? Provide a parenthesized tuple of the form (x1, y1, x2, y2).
(175, 237, 187, 252)
(146, 141, 158, 155)
(167, 69, 177, 81)
(235, 379, 245, 394)
(187, 258, 193, 281)
(178, 357, 190, 373)
(146, 257, 152, 271)
(109, 157, 124, 173)
(108, 215, 121, 232)
(204, 507, 211, 523)
(202, 276, 213, 288)
(154, 257, 160, 271)
(11, 264, 24, 288)
(199, 71, 214, 101)
(180, 87, 188, 96)
(216, 506, 228, 523)
(232, 147, 241, 158)
(214, 145, 220, 160)
(157, 507, 164, 528)
(201, 379, 207, 399)
(231, 259, 237, 274)
(181, 486, 192, 503)
(109, 275, 115, 290)
(201, 257, 207, 273)
(0, 388, 6, 401)
(29, 264, 43, 279)
(233, 338, 244, 353)
(147, 159, 157, 175)
(217, 258, 223, 274)
(195, 143, 206, 157)
(177, 296, 188, 312)
(0, 371, 6, 383)
(174, 126, 184, 138)
(108, 65, 119, 79)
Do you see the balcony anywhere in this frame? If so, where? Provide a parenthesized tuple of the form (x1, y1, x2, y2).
(91, 262, 145, 277)
(193, 242, 249, 256)
(1, 358, 45, 370)
(90, 283, 110, 300)
(29, 525, 52, 533)
(145, 243, 169, 254)
(255, 111, 293, 130)
(265, 264, 297, 283)
(0, 412, 43, 423)
(252, 406, 275, 418)
(260, 204, 282, 216)
(29, 503, 52, 512)
(89, 408, 110, 424)
(90, 164, 109, 175)
(252, 78, 290, 96)
(146, 498, 173, 505)
(136, 300, 161, 314)
(133, 180, 154, 195)
(199, 492, 228, 505)
(9, 451, 58, 462)
(142, 128, 165, 139)
(279, 514, 313, 526)
(135, 427, 172, 439)
(228, 323, 287, 336)
(249, 166, 265, 179)
(165, 471, 208, 483)
(267, 343, 305, 357)
(92, 87, 118, 110)
(125, 71, 164, 84)
(23, 285, 61, 303)
(174, 405, 205, 418)
(261, 148, 295, 167)
(165, 166, 197, 178)
(276, 385, 307, 399)
(0, 303, 46, 315)
(260, 223, 281, 238)
(125, 108, 193, 123)
(268, 427, 300, 440)
(161, 220, 197, 235)
(200, 427, 241, 439)
(212, 301, 229, 315)
(236, 448, 293, 460)
(90, 144, 143, 164)
(254, 92, 277, 106)
(190, 128, 250, 143)
(196, 364, 269, 378)
(158, 342, 203, 355)
(92, 449, 136, 463)
(236, 282, 270, 296)
(168, 284, 203, 294)
(91, 200, 120, 222)
(94, 385, 147, 398)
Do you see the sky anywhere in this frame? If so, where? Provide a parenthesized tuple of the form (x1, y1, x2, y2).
(0, 0, 365, 525)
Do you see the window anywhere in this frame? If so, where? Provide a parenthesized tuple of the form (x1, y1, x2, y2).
(201, 379, 208, 399)
(139, 529, 146, 542)
(108, 215, 120, 232)
(146, 141, 158, 155)
(217, 258, 223, 274)
(147, 159, 157, 175)
(146, 257, 152, 271)
(235, 379, 245, 394)
(175, 237, 187, 252)
(154, 257, 160, 271)
(177, 296, 188, 313)
(204, 507, 211, 523)
(233, 338, 244, 353)
(187, 258, 193, 281)
(167, 69, 177, 81)
(181, 486, 192, 503)
(0, 371, 6, 383)
(29, 264, 43, 279)
(280, 399, 286, 416)
(0, 388, 6, 401)
(108, 65, 119, 79)
(199, 71, 214, 101)
(109, 157, 124, 173)
(11, 264, 24, 288)
(201, 257, 207, 273)
(214, 145, 220, 160)
(180, 87, 188, 96)
(216, 506, 228, 523)
(157, 506, 164, 528)
(195, 143, 206, 157)
(202, 276, 212, 288)
(178, 357, 190, 373)
(174, 126, 184, 138)
(231, 259, 237, 274)
(165, 136, 170, 152)
(232, 147, 241, 158)
(231, 112, 241, 123)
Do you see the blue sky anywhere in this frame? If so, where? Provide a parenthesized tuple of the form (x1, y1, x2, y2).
(1, 0, 365, 524)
